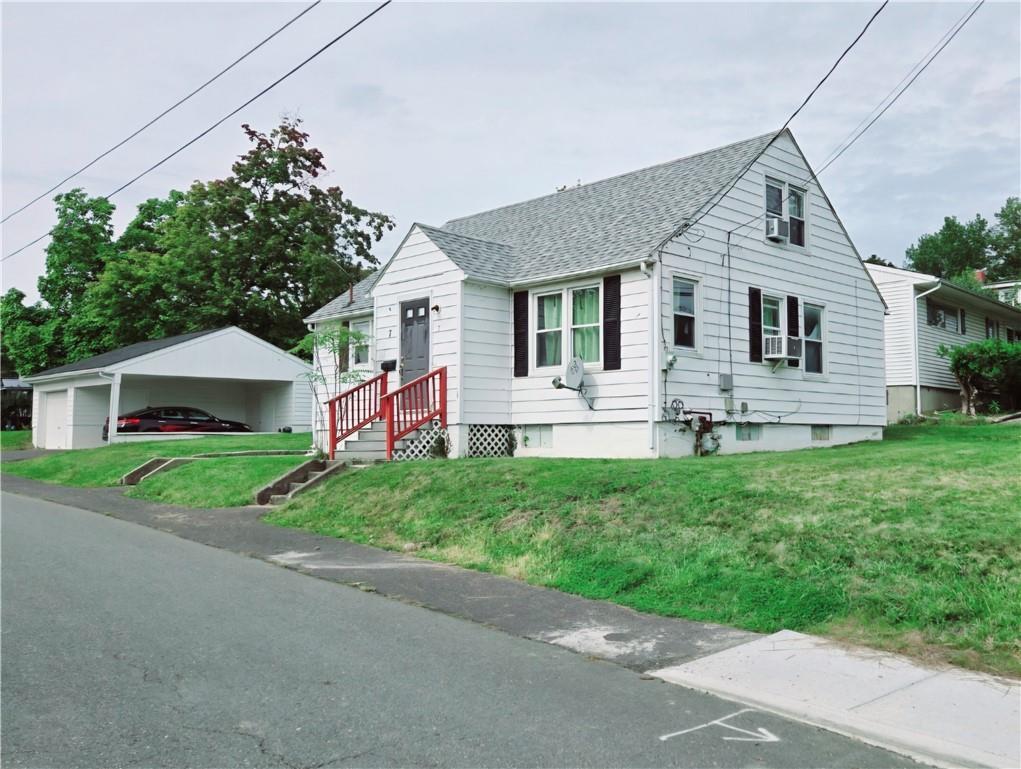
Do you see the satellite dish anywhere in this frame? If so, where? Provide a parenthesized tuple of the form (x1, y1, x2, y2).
(564, 357, 585, 389)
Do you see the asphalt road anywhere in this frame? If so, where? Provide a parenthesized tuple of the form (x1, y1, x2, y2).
(1, 491, 919, 768)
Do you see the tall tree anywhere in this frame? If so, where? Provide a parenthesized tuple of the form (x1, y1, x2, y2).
(79, 118, 393, 352)
(0, 289, 61, 375)
(904, 214, 991, 278)
(989, 197, 1021, 280)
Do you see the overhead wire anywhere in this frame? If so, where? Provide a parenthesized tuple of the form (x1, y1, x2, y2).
(2, 0, 392, 263)
(1, 1, 322, 225)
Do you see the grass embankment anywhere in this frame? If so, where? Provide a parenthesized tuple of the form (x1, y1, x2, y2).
(2, 432, 312, 487)
(267, 422, 1021, 676)
(125, 455, 307, 508)
(0, 430, 33, 452)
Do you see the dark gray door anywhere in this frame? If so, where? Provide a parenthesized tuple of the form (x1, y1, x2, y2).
(400, 298, 430, 384)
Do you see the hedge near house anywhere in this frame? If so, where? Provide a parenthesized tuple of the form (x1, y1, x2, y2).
(937, 339, 1021, 415)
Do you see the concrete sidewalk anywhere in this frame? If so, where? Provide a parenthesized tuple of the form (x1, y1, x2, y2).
(652, 630, 1020, 769)
(5, 473, 1018, 768)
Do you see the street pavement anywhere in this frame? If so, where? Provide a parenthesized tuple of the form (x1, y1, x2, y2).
(1, 491, 921, 768)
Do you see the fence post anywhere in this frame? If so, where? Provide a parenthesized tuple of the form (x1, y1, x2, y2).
(384, 396, 394, 460)
(328, 398, 337, 460)
(439, 367, 448, 428)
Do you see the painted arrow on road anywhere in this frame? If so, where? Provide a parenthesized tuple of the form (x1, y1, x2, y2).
(660, 708, 780, 743)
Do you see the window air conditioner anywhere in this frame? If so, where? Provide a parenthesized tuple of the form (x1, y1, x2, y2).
(765, 217, 789, 242)
(763, 335, 803, 360)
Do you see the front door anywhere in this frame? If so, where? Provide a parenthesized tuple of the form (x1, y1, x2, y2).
(400, 297, 430, 384)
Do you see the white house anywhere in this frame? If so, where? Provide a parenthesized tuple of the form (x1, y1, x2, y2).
(865, 263, 1021, 422)
(306, 129, 887, 460)
(23, 326, 313, 450)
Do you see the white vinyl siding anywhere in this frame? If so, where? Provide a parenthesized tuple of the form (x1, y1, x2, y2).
(372, 226, 464, 422)
(866, 266, 917, 386)
(658, 131, 886, 427)
(461, 281, 512, 424)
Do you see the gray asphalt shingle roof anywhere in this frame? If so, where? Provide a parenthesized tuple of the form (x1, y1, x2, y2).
(29, 328, 223, 378)
(307, 130, 777, 320)
(304, 271, 380, 322)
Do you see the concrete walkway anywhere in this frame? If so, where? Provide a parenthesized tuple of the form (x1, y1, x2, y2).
(653, 631, 1020, 768)
(4, 473, 1019, 768)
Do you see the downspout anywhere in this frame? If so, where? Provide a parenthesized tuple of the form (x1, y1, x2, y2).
(641, 257, 658, 453)
(913, 282, 942, 415)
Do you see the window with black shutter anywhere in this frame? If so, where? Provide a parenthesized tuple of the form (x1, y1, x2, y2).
(513, 291, 529, 377)
(749, 287, 762, 362)
(603, 275, 621, 370)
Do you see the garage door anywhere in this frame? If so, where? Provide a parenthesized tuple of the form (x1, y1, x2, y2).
(43, 390, 68, 449)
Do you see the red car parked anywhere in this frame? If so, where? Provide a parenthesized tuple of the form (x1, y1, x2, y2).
(102, 406, 251, 440)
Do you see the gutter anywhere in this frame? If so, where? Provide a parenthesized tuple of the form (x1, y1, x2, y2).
(640, 258, 658, 451)
(913, 282, 942, 416)
(22, 367, 104, 384)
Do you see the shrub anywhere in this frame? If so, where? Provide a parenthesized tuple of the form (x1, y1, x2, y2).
(937, 339, 1021, 415)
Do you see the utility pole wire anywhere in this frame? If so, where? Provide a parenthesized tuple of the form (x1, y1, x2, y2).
(2, 0, 392, 263)
(654, 0, 889, 253)
(727, 0, 986, 245)
(1, 1, 322, 225)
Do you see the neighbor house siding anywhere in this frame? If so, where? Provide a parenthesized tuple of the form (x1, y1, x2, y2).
(658, 132, 886, 427)
(372, 226, 465, 421)
(867, 266, 917, 386)
(509, 268, 650, 425)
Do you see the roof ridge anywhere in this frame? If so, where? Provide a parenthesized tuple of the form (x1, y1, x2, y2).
(444, 129, 781, 226)
(415, 222, 513, 248)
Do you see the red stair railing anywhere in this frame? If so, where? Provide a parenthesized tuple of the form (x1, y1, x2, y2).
(326, 372, 389, 460)
(381, 367, 447, 460)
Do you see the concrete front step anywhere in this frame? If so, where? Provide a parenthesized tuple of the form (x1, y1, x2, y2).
(257, 458, 347, 505)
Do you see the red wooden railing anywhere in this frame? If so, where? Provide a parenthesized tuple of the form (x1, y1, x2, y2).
(381, 367, 447, 460)
(327, 372, 388, 460)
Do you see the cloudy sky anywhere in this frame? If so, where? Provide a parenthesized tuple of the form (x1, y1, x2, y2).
(2, 1, 1018, 300)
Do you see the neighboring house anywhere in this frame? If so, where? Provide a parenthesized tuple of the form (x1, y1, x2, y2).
(22, 327, 312, 450)
(1, 378, 32, 430)
(865, 264, 1021, 422)
(984, 278, 1021, 308)
(306, 129, 887, 460)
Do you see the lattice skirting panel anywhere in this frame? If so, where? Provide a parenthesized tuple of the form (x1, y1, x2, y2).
(466, 424, 514, 458)
(392, 419, 449, 461)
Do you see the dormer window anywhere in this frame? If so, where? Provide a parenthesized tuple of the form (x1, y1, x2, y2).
(764, 178, 807, 248)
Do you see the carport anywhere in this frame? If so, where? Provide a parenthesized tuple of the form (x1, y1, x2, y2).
(23, 327, 312, 450)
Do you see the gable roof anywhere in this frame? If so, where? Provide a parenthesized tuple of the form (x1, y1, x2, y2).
(304, 271, 380, 322)
(307, 130, 782, 320)
(28, 329, 223, 378)
(439, 131, 776, 284)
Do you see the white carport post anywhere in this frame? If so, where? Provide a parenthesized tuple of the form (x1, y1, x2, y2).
(107, 372, 122, 444)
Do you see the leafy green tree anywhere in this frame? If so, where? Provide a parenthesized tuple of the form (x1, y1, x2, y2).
(81, 119, 392, 352)
(115, 191, 185, 253)
(863, 254, 895, 267)
(904, 214, 991, 278)
(0, 289, 62, 375)
(37, 189, 115, 314)
(989, 197, 1021, 280)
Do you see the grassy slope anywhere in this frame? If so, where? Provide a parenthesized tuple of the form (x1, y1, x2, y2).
(2, 433, 312, 487)
(0, 430, 33, 452)
(126, 455, 308, 508)
(267, 422, 1021, 676)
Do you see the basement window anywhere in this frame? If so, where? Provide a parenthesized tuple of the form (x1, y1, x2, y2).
(811, 425, 832, 441)
(736, 423, 761, 442)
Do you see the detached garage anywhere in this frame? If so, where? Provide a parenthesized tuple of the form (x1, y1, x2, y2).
(23, 327, 312, 450)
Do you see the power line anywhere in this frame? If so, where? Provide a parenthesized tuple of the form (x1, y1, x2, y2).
(727, 0, 985, 245)
(1, 1, 322, 225)
(654, 0, 889, 252)
(2, 0, 392, 264)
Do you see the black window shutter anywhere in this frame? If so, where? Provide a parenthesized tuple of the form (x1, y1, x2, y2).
(513, 291, 529, 377)
(603, 275, 622, 371)
(960, 309, 966, 335)
(926, 299, 937, 325)
(787, 296, 800, 368)
(749, 287, 762, 363)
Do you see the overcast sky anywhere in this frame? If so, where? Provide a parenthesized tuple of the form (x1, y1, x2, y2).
(2, 1, 1019, 301)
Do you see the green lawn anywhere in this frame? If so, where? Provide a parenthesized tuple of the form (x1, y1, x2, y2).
(266, 422, 1021, 677)
(2, 432, 313, 487)
(126, 455, 309, 508)
(0, 430, 33, 452)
